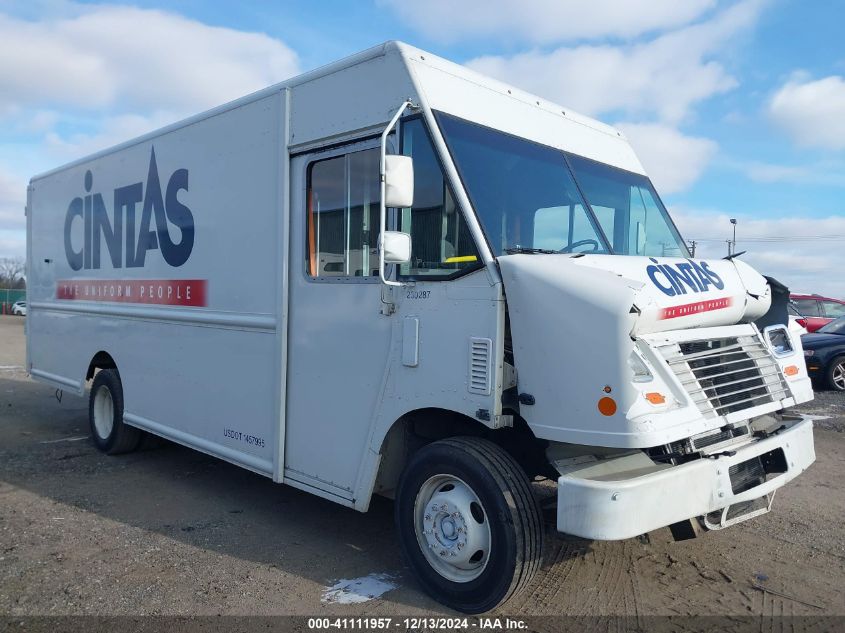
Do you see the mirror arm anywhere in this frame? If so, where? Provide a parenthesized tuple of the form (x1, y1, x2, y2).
(379, 100, 413, 288)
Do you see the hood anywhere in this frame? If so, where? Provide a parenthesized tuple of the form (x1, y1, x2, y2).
(565, 254, 772, 336)
(497, 253, 777, 448)
(801, 332, 845, 348)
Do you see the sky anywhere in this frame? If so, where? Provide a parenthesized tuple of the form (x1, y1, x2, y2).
(1, 0, 843, 296)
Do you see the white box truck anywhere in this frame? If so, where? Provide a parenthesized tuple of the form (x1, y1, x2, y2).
(26, 41, 816, 613)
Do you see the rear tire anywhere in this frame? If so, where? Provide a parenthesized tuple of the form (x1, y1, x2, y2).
(88, 369, 142, 454)
(826, 356, 845, 392)
(395, 437, 543, 614)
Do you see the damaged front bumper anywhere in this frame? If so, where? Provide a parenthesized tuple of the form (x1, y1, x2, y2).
(555, 415, 816, 540)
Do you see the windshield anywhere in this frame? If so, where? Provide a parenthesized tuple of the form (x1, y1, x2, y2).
(819, 316, 845, 335)
(436, 112, 689, 258)
(436, 113, 609, 255)
(567, 155, 688, 257)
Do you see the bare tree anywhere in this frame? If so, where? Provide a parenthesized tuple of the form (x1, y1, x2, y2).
(0, 257, 25, 289)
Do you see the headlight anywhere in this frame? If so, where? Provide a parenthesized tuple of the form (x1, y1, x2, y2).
(628, 351, 653, 383)
(765, 326, 794, 356)
(804, 349, 815, 358)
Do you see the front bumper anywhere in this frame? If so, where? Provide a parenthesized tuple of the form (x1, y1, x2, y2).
(804, 358, 823, 379)
(556, 416, 815, 540)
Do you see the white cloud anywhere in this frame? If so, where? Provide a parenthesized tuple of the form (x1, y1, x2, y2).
(617, 123, 718, 194)
(738, 160, 845, 186)
(466, 0, 765, 124)
(381, 0, 716, 44)
(0, 167, 26, 232)
(743, 162, 811, 183)
(43, 111, 184, 161)
(769, 75, 845, 150)
(0, 5, 300, 115)
(0, 230, 25, 259)
(673, 209, 845, 298)
(0, 3, 302, 240)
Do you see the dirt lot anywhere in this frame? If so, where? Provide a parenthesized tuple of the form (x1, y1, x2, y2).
(1, 314, 844, 620)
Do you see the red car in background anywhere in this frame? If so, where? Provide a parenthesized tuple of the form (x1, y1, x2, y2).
(790, 294, 845, 332)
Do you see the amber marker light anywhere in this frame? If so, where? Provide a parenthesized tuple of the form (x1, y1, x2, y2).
(597, 397, 617, 416)
(645, 392, 666, 405)
(784, 365, 799, 376)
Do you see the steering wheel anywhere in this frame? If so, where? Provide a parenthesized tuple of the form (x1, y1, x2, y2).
(560, 239, 599, 253)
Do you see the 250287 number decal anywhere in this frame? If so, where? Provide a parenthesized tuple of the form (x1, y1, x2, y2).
(406, 290, 431, 300)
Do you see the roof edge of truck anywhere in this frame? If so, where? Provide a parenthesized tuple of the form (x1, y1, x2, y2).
(29, 41, 397, 183)
(30, 40, 625, 183)
(390, 41, 623, 140)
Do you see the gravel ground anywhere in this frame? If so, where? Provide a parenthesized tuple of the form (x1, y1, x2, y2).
(1, 315, 843, 620)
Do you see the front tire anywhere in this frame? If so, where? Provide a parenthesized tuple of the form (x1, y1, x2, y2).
(395, 437, 543, 614)
(827, 356, 845, 391)
(88, 369, 142, 454)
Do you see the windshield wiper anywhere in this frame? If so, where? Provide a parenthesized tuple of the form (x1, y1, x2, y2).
(505, 246, 558, 255)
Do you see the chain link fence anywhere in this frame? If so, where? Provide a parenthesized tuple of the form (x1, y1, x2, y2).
(1, 288, 26, 315)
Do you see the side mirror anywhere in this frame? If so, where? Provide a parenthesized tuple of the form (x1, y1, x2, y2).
(382, 231, 412, 264)
(384, 155, 414, 208)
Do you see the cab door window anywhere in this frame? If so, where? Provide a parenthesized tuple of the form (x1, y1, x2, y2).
(398, 118, 480, 279)
(307, 148, 380, 278)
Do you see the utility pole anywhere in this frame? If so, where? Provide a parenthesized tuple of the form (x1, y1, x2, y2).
(729, 218, 737, 255)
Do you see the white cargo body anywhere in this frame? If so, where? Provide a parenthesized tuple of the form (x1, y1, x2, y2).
(26, 41, 816, 613)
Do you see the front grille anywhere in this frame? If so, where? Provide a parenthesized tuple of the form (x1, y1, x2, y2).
(692, 425, 748, 450)
(657, 334, 790, 419)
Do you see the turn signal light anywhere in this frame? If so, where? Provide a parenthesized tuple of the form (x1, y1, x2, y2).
(645, 392, 666, 405)
(784, 365, 799, 376)
(597, 397, 617, 416)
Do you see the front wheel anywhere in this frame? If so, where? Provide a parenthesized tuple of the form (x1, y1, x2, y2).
(395, 437, 543, 614)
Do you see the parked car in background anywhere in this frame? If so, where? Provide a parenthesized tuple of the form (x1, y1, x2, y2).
(787, 303, 808, 335)
(790, 294, 845, 332)
(802, 316, 845, 391)
(11, 300, 26, 316)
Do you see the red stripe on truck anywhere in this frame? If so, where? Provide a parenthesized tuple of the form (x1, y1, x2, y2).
(659, 296, 733, 320)
(56, 279, 207, 307)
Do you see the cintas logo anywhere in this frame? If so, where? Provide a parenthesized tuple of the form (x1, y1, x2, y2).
(64, 147, 194, 271)
(646, 258, 725, 297)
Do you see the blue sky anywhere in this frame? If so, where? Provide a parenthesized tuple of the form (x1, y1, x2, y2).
(1, 0, 843, 295)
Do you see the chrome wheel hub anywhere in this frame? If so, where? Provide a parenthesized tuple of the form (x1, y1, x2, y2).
(93, 386, 114, 440)
(834, 363, 845, 390)
(414, 475, 491, 583)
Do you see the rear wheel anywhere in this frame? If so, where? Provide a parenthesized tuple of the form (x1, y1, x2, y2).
(88, 369, 142, 454)
(827, 356, 845, 391)
(395, 437, 543, 614)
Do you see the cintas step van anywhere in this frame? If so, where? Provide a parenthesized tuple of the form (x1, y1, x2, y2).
(25, 41, 816, 613)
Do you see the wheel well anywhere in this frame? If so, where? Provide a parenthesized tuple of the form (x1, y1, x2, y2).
(86, 351, 118, 381)
(373, 408, 552, 499)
